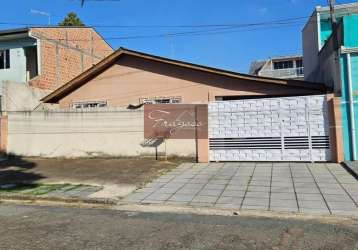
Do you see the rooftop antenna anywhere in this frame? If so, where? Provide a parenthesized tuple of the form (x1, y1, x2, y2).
(166, 34, 176, 58)
(31, 9, 51, 25)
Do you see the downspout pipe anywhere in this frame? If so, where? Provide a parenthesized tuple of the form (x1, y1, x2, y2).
(346, 53, 357, 160)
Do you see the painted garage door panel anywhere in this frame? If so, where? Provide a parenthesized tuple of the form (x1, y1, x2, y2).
(209, 95, 331, 162)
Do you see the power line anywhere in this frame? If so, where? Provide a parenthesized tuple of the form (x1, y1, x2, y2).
(0, 16, 309, 29)
(23, 21, 305, 43)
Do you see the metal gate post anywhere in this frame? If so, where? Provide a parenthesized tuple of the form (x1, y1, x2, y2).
(305, 97, 313, 162)
(279, 99, 285, 161)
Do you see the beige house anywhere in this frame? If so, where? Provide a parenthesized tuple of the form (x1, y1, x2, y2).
(42, 48, 329, 109)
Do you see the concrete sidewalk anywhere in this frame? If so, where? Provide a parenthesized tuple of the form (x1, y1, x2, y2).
(342, 161, 358, 179)
(124, 163, 358, 217)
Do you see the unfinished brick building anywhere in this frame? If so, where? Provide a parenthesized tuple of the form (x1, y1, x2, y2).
(0, 27, 113, 110)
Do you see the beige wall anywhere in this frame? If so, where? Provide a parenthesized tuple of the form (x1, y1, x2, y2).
(58, 55, 323, 108)
(6, 110, 196, 158)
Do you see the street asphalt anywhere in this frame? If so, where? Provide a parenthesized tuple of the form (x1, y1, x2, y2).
(0, 203, 358, 249)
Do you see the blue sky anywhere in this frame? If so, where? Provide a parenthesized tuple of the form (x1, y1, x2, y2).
(1, 0, 357, 72)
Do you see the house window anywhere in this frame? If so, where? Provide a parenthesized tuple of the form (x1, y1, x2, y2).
(273, 60, 293, 70)
(140, 96, 182, 104)
(0, 49, 10, 69)
(296, 59, 303, 68)
(25, 46, 38, 80)
(72, 101, 107, 109)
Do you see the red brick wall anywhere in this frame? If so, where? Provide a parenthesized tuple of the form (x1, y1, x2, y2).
(29, 27, 113, 90)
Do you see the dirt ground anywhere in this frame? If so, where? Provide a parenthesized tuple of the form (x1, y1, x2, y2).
(0, 157, 190, 187)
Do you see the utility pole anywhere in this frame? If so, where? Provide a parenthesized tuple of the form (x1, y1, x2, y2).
(328, 0, 341, 94)
(329, 0, 337, 25)
(329, 0, 338, 50)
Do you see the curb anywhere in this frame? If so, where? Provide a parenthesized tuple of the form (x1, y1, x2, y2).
(0, 193, 118, 205)
(341, 162, 358, 180)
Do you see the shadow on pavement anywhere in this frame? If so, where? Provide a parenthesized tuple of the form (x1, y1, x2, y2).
(0, 154, 44, 185)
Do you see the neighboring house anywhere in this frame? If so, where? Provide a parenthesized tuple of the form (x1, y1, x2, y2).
(249, 55, 304, 80)
(0, 27, 113, 110)
(41, 48, 329, 109)
(303, 2, 358, 161)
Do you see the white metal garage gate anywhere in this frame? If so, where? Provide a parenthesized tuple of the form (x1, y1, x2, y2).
(208, 95, 331, 162)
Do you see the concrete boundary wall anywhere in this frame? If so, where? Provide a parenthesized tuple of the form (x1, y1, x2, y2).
(5, 109, 196, 158)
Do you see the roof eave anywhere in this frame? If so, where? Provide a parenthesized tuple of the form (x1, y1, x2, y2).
(41, 48, 329, 103)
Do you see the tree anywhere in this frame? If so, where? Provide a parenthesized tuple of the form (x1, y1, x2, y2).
(58, 12, 85, 26)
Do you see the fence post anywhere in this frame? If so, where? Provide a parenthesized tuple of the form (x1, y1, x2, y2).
(0, 115, 8, 154)
(197, 104, 209, 163)
(327, 94, 344, 162)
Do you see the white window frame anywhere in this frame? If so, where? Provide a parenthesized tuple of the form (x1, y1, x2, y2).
(72, 100, 107, 109)
(140, 96, 182, 104)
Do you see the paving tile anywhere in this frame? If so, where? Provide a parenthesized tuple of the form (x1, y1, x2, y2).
(270, 192, 296, 200)
(251, 178, 271, 182)
(153, 187, 180, 194)
(168, 194, 195, 202)
(145, 192, 172, 201)
(188, 179, 211, 184)
(337, 178, 358, 184)
(221, 190, 246, 197)
(225, 185, 248, 191)
(198, 189, 223, 197)
(191, 195, 218, 203)
(270, 206, 298, 213)
(207, 180, 230, 185)
(326, 201, 358, 210)
(296, 193, 324, 201)
(163, 182, 186, 189)
(271, 186, 295, 193)
(212, 175, 233, 180)
(228, 182, 249, 187)
(216, 196, 243, 204)
(294, 187, 321, 194)
(245, 191, 270, 198)
(298, 200, 328, 209)
(175, 188, 201, 195)
(319, 188, 347, 195)
(270, 199, 297, 208)
(170, 179, 190, 184)
(243, 198, 269, 206)
(323, 194, 354, 202)
(271, 182, 293, 188)
(294, 182, 317, 188)
(249, 181, 271, 186)
(164, 201, 189, 206)
(241, 204, 269, 210)
(299, 208, 330, 215)
(204, 184, 226, 190)
(292, 178, 316, 183)
(182, 183, 206, 189)
(247, 186, 270, 192)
